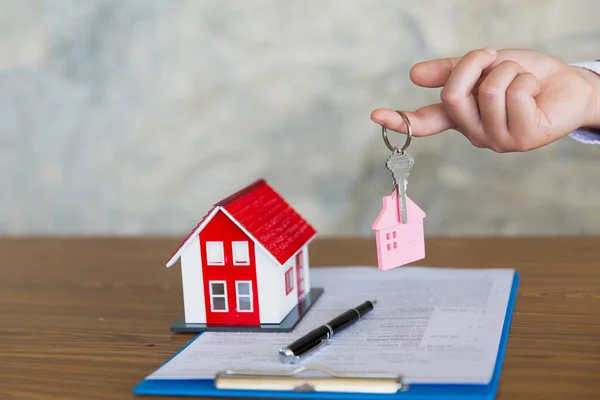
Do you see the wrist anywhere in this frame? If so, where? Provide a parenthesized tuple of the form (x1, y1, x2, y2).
(572, 65, 600, 129)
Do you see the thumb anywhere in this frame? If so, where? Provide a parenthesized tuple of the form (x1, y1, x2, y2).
(370, 104, 456, 137)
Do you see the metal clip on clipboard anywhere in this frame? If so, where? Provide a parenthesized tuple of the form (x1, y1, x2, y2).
(214, 364, 408, 394)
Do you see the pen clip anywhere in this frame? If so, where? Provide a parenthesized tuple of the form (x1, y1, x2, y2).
(278, 339, 329, 364)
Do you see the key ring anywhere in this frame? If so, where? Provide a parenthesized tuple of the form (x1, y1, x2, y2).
(382, 110, 412, 154)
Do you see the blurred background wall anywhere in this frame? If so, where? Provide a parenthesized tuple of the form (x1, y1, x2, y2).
(2, 0, 599, 237)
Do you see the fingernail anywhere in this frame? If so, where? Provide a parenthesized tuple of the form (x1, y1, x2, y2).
(483, 47, 496, 55)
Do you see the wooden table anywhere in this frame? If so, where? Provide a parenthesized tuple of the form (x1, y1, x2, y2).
(1, 236, 600, 399)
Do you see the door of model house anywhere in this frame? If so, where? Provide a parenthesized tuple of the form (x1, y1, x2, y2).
(296, 251, 305, 299)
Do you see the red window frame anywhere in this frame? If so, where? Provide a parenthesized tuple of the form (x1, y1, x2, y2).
(285, 267, 294, 295)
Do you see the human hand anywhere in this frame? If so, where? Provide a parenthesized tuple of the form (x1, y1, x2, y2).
(371, 48, 600, 152)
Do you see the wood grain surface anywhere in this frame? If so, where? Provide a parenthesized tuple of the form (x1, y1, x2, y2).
(1, 236, 600, 400)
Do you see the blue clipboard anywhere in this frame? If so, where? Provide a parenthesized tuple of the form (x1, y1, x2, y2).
(134, 272, 519, 400)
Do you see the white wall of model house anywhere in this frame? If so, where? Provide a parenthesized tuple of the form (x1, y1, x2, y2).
(255, 244, 311, 323)
(179, 235, 205, 323)
(254, 247, 283, 323)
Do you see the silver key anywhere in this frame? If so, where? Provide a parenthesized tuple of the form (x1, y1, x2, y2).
(386, 150, 414, 224)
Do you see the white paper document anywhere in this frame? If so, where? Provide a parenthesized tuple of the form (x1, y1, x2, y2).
(147, 266, 515, 384)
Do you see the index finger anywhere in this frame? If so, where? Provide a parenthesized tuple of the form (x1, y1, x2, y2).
(410, 47, 498, 89)
(410, 57, 462, 88)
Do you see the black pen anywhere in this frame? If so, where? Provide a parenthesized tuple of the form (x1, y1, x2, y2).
(278, 300, 377, 364)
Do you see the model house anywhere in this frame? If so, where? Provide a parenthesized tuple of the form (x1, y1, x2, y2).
(372, 190, 426, 270)
(165, 179, 319, 331)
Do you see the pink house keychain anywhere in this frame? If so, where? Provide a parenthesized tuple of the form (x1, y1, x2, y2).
(372, 111, 426, 271)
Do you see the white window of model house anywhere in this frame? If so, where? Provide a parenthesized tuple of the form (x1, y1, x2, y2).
(209, 281, 227, 312)
(236, 281, 253, 312)
(206, 242, 224, 265)
(232, 241, 249, 265)
(296, 252, 304, 278)
(285, 268, 294, 294)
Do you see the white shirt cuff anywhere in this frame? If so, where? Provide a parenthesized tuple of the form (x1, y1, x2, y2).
(568, 61, 600, 144)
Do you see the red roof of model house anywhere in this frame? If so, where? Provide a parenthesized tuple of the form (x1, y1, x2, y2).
(166, 179, 317, 267)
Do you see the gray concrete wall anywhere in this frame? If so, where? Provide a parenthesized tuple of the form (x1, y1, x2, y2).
(2, 0, 599, 236)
